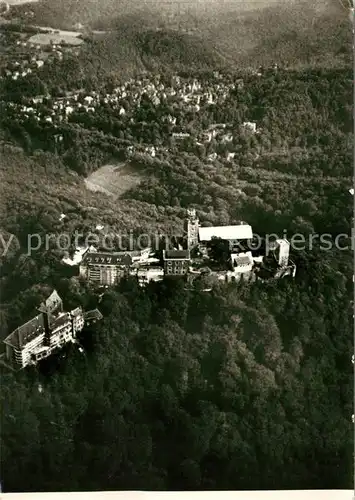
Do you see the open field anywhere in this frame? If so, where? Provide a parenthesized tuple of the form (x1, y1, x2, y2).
(28, 32, 83, 45)
(34, 26, 82, 37)
(7, 0, 39, 4)
(84, 162, 143, 199)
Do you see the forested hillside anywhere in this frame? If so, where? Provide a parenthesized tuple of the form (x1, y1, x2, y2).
(0, 0, 353, 488)
(0, 63, 353, 491)
(207, 0, 351, 69)
(1, 272, 353, 491)
(1, 68, 352, 236)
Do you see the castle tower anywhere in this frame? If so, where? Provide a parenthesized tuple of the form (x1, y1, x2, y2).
(37, 290, 63, 345)
(275, 239, 290, 267)
(185, 209, 199, 250)
(38, 290, 63, 327)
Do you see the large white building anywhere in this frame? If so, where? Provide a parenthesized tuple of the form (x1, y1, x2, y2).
(184, 209, 253, 247)
(79, 248, 153, 286)
(198, 224, 253, 243)
(274, 239, 290, 267)
(79, 251, 132, 286)
(3, 290, 85, 370)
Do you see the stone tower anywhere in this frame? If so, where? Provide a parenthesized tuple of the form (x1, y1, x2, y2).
(275, 239, 290, 267)
(185, 208, 199, 250)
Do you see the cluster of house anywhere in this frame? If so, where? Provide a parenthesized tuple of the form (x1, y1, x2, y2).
(172, 121, 256, 141)
(170, 121, 257, 162)
(2, 72, 252, 138)
(125, 120, 256, 162)
(71, 208, 296, 289)
(0, 27, 78, 81)
(1, 51, 259, 165)
(1, 290, 102, 371)
(1, 53, 47, 80)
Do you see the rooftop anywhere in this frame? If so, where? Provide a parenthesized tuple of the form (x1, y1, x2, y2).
(137, 267, 164, 275)
(84, 309, 103, 322)
(51, 312, 71, 329)
(231, 251, 254, 268)
(82, 252, 133, 266)
(235, 256, 251, 267)
(38, 289, 62, 314)
(164, 250, 190, 260)
(70, 307, 83, 317)
(199, 224, 253, 242)
(4, 314, 45, 349)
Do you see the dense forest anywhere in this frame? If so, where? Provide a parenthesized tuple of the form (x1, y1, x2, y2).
(1, 273, 353, 491)
(0, 5, 353, 491)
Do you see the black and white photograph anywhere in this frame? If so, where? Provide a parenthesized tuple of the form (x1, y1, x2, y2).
(0, 0, 353, 495)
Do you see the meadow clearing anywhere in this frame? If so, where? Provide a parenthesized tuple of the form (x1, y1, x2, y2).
(28, 32, 83, 45)
(84, 162, 143, 199)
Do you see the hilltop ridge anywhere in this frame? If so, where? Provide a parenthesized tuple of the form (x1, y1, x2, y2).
(2, 0, 351, 78)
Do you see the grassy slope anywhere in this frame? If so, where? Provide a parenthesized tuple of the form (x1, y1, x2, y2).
(0, 144, 186, 241)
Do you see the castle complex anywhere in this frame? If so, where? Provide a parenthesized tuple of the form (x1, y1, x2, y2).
(1, 210, 296, 371)
(77, 209, 296, 287)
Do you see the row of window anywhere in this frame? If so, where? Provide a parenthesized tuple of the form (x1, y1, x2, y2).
(35, 350, 51, 361)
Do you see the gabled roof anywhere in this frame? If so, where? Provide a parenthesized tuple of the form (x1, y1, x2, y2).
(235, 256, 251, 266)
(38, 289, 62, 313)
(4, 314, 45, 349)
(199, 224, 252, 242)
(231, 251, 253, 268)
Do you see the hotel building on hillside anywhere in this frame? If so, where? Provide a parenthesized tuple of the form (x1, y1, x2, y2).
(79, 248, 153, 286)
(79, 251, 132, 286)
(3, 290, 85, 370)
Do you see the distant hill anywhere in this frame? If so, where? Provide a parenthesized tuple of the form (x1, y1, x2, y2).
(134, 29, 225, 71)
(73, 1, 351, 83)
(204, 0, 352, 69)
(5, 0, 291, 29)
(49, 26, 227, 86)
(4, 0, 352, 81)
